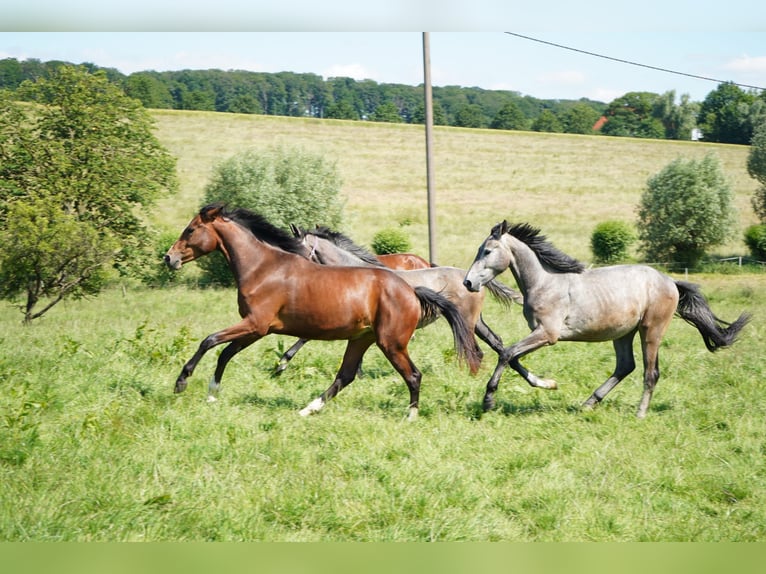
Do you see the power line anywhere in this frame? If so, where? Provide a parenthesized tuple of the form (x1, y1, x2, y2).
(504, 31, 765, 92)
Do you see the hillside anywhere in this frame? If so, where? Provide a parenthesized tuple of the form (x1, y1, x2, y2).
(150, 110, 755, 266)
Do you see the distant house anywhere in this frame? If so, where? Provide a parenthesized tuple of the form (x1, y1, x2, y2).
(691, 128, 703, 141)
(592, 116, 608, 132)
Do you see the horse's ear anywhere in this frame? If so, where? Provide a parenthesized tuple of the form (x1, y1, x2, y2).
(289, 223, 302, 238)
(200, 203, 225, 222)
(500, 220, 509, 234)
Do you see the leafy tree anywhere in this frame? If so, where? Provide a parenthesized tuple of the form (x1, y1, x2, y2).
(371, 102, 402, 123)
(326, 99, 358, 120)
(637, 154, 736, 266)
(602, 92, 664, 139)
(531, 109, 562, 133)
(490, 101, 527, 130)
(0, 66, 177, 321)
(124, 72, 174, 109)
(199, 146, 344, 286)
(697, 83, 756, 144)
(411, 101, 447, 125)
(561, 103, 599, 134)
(454, 104, 487, 128)
(654, 91, 699, 140)
(748, 122, 766, 222)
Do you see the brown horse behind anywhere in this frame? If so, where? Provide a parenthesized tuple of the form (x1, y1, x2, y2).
(164, 204, 480, 419)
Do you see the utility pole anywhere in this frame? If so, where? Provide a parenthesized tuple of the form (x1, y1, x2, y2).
(422, 32, 437, 265)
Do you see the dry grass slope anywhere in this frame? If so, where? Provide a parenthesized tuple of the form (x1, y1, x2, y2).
(151, 110, 754, 266)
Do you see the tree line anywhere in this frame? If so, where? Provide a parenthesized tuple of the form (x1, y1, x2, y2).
(1, 57, 763, 144)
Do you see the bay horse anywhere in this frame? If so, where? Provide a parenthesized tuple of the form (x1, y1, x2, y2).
(164, 204, 481, 420)
(275, 225, 522, 377)
(377, 252, 432, 270)
(463, 220, 751, 418)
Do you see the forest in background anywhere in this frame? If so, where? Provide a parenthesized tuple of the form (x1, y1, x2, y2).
(1, 56, 763, 144)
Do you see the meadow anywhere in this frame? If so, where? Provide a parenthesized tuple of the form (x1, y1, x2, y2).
(1, 112, 764, 541)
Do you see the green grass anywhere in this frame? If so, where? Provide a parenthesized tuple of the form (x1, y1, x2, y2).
(2, 112, 764, 541)
(1, 275, 764, 541)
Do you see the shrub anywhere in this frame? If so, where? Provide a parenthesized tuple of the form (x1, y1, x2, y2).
(371, 228, 411, 255)
(744, 224, 766, 260)
(636, 153, 736, 267)
(590, 221, 635, 264)
(199, 146, 344, 286)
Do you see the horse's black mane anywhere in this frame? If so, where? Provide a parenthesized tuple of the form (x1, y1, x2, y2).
(213, 205, 306, 256)
(306, 225, 384, 266)
(498, 221, 585, 274)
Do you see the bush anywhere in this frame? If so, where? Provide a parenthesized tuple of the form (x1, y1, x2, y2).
(744, 224, 766, 260)
(590, 221, 635, 264)
(199, 146, 344, 286)
(636, 153, 736, 267)
(370, 228, 411, 255)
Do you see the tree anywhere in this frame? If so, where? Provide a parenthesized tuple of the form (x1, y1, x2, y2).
(0, 66, 177, 321)
(411, 101, 447, 125)
(637, 154, 736, 267)
(602, 92, 664, 139)
(654, 90, 699, 140)
(371, 102, 402, 123)
(697, 83, 755, 144)
(748, 122, 766, 222)
(454, 104, 487, 128)
(561, 103, 599, 134)
(530, 109, 562, 133)
(490, 101, 527, 130)
(199, 146, 344, 286)
(325, 99, 358, 120)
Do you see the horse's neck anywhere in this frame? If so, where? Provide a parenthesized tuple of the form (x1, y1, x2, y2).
(214, 220, 288, 279)
(506, 235, 552, 293)
(313, 236, 372, 267)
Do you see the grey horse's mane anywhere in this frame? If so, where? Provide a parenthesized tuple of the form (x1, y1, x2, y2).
(496, 221, 585, 274)
(306, 225, 384, 267)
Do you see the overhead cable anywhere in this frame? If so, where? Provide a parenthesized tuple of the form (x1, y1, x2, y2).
(504, 31, 765, 92)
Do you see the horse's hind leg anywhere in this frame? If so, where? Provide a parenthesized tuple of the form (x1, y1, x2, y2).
(377, 341, 422, 421)
(636, 339, 662, 419)
(582, 332, 636, 410)
(299, 336, 374, 417)
(274, 338, 308, 375)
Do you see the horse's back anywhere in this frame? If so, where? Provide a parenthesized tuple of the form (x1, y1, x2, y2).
(555, 264, 678, 341)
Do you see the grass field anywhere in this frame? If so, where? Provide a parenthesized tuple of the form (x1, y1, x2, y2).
(1, 112, 765, 542)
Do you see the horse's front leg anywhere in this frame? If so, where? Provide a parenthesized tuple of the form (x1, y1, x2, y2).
(175, 319, 260, 394)
(483, 326, 557, 411)
(207, 334, 260, 402)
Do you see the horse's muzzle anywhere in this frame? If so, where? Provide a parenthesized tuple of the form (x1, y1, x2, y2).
(164, 253, 183, 270)
(463, 278, 480, 293)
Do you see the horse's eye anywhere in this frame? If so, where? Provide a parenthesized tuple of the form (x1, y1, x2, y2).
(184, 227, 194, 236)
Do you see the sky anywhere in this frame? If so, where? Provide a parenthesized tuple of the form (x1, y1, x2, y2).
(1, 2, 765, 103)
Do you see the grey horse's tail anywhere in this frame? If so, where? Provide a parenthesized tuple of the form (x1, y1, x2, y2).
(414, 286, 482, 374)
(485, 279, 523, 308)
(675, 281, 751, 352)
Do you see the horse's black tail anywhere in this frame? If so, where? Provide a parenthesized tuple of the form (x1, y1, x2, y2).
(414, 286, 482, 374)
(485, 278, 524, 308)
(675, 281, 751, 352)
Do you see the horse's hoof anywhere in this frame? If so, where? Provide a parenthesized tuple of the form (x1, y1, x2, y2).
(299, 397, 324, 417)
(273, 362, 287, 375)
(482, 398, 496, 412)
(174, 379, 187, 393)
(540, 379, 558, 390)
